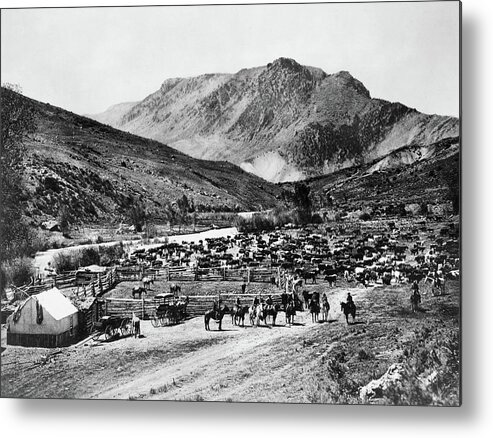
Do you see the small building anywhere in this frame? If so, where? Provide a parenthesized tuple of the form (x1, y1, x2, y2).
(76, 264, 108, 287)
(7, 288, 79, 348)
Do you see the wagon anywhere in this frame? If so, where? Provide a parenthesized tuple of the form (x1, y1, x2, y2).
(151, 293, 188, 327)
(151, 293, 175, 327)
(92, 315, 133, 340)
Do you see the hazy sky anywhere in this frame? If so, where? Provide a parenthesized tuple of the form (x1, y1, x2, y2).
(1, 1, 460, 117)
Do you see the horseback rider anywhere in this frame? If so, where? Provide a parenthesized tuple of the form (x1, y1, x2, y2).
(213, 297, 222, 318)
(266, 295, 273, 306)
(281, 290, 288, 310)
(346, 293, 355, 310)
(252, 295, 260, 308)
(236, 296, 241, 308)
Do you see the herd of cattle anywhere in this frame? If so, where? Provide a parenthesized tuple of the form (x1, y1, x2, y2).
(122, 218, 460, 292)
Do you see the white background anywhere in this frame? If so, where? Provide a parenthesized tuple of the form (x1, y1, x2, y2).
(0, 0, 491, 437)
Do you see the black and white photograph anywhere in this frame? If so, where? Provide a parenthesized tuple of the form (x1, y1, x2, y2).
(1, 0, 462, 410)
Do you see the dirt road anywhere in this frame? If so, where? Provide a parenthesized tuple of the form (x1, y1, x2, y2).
(1, 281, 460, 405)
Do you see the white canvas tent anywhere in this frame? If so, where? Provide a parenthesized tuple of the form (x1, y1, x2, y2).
(7, 287, 79, 347)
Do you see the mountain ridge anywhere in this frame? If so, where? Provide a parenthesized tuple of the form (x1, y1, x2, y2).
(89, 57, 459, 183)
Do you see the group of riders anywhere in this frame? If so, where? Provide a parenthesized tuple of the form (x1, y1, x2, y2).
(211, 271, 431, 320)
(211, 286, 355, 320)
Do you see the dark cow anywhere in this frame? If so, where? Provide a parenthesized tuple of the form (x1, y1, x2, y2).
(324, 274, 337, 287)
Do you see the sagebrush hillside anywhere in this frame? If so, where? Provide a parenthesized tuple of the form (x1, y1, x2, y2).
(11, 89, 284, 228)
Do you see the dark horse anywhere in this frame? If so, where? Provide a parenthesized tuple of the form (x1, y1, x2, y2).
(132, 285, 147, 299)
(302, 290, 311, 310)
(285, 301, 296, 325)
(264, 304, 279, 326)
(170, 283, 181, 295)
(340, 301, 356, 324)
(309, 299, 320, 323)
(204, 305, 230, 331)
(231, 305, 250, 327)
(302, 270, 318, 284)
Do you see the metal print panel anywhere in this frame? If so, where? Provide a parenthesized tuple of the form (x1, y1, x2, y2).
(0, 1, 461, 406)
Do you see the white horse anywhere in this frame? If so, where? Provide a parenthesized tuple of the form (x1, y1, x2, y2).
(321, 298, 330, 322)
(141, 276, 154, 290)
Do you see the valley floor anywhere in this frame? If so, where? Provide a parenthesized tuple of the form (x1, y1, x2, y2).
(1, 280, 460, 405)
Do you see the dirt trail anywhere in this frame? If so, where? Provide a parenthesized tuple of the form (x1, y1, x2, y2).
(91, 286, 364, 401)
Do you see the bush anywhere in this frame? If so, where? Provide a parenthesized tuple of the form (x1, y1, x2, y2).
(1, 257, 36, 288)
(359, 212, 372, 221)
(79, 247, 100, 267)
(99, 243, 125, 266)
(234, 209, 300, 233)
(53, 250, 79, 272)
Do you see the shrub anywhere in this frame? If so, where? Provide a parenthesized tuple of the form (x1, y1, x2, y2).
(99, 243, 125, 266)
(79, 247, 100, 267)
(1, 257, 36, 288)
(359, 212, 372, 221)
(53, 250, 79, 272)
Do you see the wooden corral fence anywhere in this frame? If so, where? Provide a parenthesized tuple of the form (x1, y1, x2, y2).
(97, 293, 284, 320)
(104, 297, 157, 320)
(166, 265, 277, 283)
(115, 266, 160, 281)
(75, 268, 118, 298)
(53, 271, 78, 289)
(183, 293, 284, 318)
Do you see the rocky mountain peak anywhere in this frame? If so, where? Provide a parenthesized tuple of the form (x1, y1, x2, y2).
(268, 57, 303, 71)
(330, 70, 371, 98)
(89, 59, 459, 183)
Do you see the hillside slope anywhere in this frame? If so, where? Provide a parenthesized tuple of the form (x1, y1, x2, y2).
(90, 57, 459, 182)
(10, 89, 284, 228)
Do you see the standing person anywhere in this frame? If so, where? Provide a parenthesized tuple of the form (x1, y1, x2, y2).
(411, 280, 420, 294)
(132, 312, 141, 338)
(410, 283, 421, 312)
(281, 289, 288, 311)
(241, 282, 247, 293)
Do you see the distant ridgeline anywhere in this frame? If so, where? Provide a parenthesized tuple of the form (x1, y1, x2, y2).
(89, 57, 459, 184)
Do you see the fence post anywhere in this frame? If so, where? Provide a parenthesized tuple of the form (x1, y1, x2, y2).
(141, 298, 145, 319)
(247, 268, 251, 284)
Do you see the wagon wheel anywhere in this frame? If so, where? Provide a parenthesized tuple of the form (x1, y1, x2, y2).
(120, 318, 131, 337)
(104, 325, 114, 340)
(151, 315, 160, 328)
